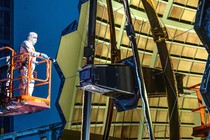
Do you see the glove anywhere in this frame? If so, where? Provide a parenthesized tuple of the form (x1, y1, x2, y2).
(40, 53, 49, 59)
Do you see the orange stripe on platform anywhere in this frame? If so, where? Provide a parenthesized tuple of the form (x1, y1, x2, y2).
(21, 95, 50, 105)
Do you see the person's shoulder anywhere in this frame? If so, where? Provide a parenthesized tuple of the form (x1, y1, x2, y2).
(23, 40, 33, 47)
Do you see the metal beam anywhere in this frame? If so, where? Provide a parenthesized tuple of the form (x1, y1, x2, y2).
(82, 0, 97, 140)
(162, 0, 174, 20)
(116, 14, 126, 50)
(102, 0, 121, 139)
(141, 0, 180, 139)
(121, 0, 154, 139)
(137, 89, 147, 140)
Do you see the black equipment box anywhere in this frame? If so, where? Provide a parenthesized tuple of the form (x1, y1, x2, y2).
(79, 63, 184, 99)
(79, 64, 138, 99)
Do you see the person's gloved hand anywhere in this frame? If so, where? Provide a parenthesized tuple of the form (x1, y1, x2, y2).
(40, 53, 49, 59)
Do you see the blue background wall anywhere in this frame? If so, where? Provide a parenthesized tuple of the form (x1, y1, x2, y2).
(13, 0, 80, 134)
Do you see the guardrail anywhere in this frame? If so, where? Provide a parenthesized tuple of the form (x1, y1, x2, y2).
(0, 46, 52, 106)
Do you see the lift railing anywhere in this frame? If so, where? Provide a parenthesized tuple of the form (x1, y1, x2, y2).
(0, 46, 52, 107)
(188, 84, 210, 137)
(0, 46, 15, 98)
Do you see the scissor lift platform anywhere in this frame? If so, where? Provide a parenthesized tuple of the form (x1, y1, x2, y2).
(0, 46, 52, 116)
(0, 96, 50, 116)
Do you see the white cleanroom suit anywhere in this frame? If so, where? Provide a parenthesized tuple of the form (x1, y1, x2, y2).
(19, 32, 49, 96)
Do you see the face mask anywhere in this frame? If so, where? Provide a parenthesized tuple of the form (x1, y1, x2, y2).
(31, 38, 37, 45)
